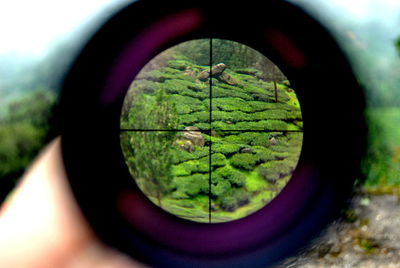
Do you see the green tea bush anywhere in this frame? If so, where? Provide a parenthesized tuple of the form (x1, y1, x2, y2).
(214, 166, 246, 187)
(211, 142, 241, 155)
(251, 146, 279, 162)
(169, 95, 205, 113)
(223, 134, 248, 146)
(211, 153, 227, 167)
(251, 110, 288, 120)
(219, 188, 250, 212)
(128, 79, 162, 95)
(179, 111, 210, 125)
(162, 66, 182, 74)
(212, 98, 248, 112)
(211, 110, 251, 123)
(172, 173, 209, 198)
(167, 59, 193, 70)
(211, 180, 231, 197)
(286, 110, 303, 120)
(171, 146, 209, 164)
(258, 160, 294, 182)
(230, 153, 261, 170)
(243, 84, 269, 96)
(171, 156, 209, 176)
(178, 88, 208, 100)
(212, 86, 253, 100)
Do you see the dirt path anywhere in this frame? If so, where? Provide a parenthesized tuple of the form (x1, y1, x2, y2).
(278, 194, 400, 267)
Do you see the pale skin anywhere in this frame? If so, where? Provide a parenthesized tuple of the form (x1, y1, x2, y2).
(0, 138, 146, 268)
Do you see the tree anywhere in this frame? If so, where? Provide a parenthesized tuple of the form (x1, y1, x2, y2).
(122, 88, 179, 206)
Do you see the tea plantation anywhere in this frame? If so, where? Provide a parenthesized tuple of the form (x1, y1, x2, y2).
(121, 57, 303, 223)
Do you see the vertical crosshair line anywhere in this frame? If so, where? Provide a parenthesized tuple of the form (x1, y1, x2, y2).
(208, 38, 213, 223)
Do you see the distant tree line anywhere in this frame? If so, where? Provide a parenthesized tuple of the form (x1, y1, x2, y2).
(173, 39, 287, 81)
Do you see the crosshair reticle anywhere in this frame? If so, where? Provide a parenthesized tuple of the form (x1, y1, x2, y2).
(120, 39, 303, 223)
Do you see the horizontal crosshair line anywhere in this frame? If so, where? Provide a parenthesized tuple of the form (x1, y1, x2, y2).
(120, 129, 190, 132)
(120, 128, 303, 132)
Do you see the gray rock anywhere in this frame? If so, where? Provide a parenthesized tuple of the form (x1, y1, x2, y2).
(240, 148, 253, 154)
(183, 126, 205, 147)
(198, 63, 226, 81)
(270, 137, 278, 145)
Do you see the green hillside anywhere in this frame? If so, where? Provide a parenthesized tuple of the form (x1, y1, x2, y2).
(120, 41, 303, 223)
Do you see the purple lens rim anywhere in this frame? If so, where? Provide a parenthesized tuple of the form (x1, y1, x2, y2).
(102, 7, 319, 256)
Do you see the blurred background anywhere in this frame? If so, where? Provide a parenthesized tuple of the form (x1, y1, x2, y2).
(0, 0, 400, 266)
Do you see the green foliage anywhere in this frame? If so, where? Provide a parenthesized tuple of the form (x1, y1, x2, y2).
(122, 131, 177, 204)
(230, 153, 261, 170)
(136, 69, 172, 82)
(211, 179, 231, 197)
(258, 160, 294, 182)
(124, 88, 179, 130)
(0, 90, 55, 179)
(0, 122, 45, 176)
(396, 37, 400, 55)
(211, 142, 241, 155)
(363, 108, 400, 187)
(213, 166, 246, 187)
(179, 111, 210, 125)
(171, 146, 209, 164)
(219, 188, 250, 212)
(234, 68, 263, 77)
(169, 95, 206, 114)
(211, 153, 227, 167)
(212, 86, 253, 100)
(121, 89, 180, 205)
(171, 157, 209, 176)
(171, 174, 209, 198)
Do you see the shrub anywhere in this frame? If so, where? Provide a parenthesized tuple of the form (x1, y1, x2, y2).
(179, 111, 210, 125)
(169, 95, 205, 114)
(223, 134, 248, 146)
(211, 153, 227, 167)
(212, 167, 247, 194)
(212, 98, 248, 112)
(167, 59, 193, 70)
(247, 120, 289, 130)
(214, 166, 247, 187)
(211, 142, 241, 155)
(286, 110, 303, 120)
(219, 188, 250, 212)
(172, 173, 209, 197)
(171, 146, 209, 164)
(258, 160, 294, 181)
(211, 180, 231, 197)
(212, 86, 253, 101)
(171, 157, 209, 176)
(229, 170, 247, 187)
(230, 153, 261, 170)
(243, 84, 270, 96)
(127, 80, 162, 96)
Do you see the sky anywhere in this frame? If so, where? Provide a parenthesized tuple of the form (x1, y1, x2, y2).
(0, 0, 399, 57)
(0, 0, 127, 57)
(294, 0, 400, 32)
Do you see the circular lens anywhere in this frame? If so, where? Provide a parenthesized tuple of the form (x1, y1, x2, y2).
(120, 39, 303, 223)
